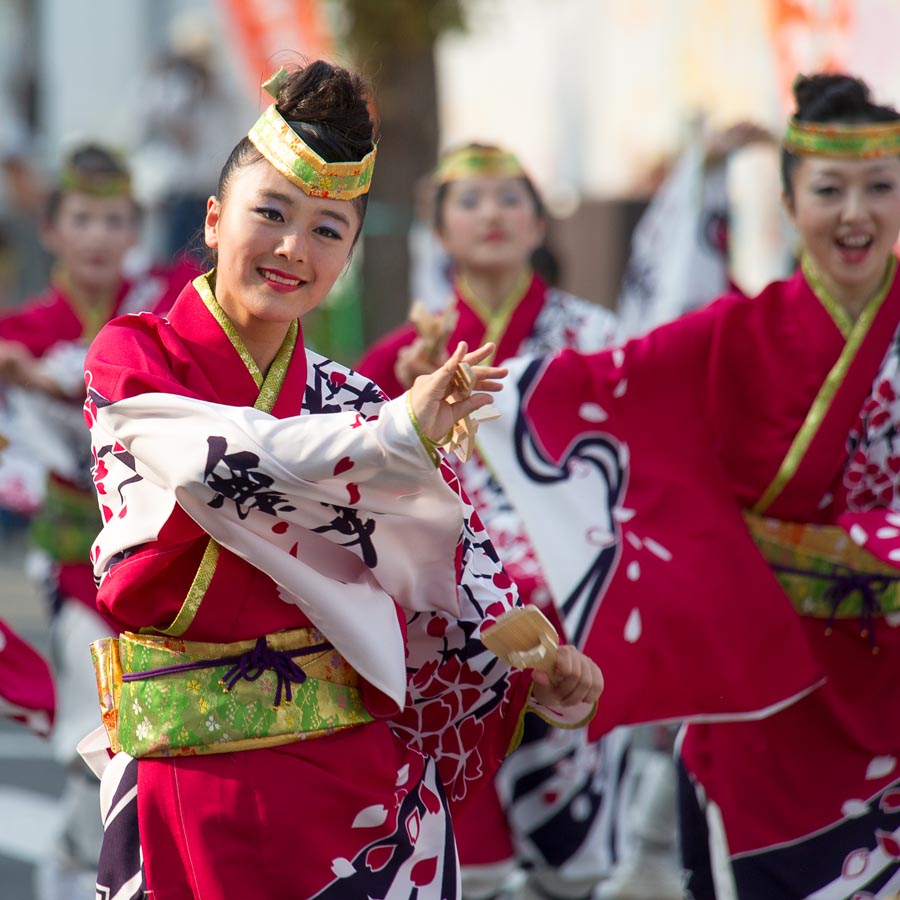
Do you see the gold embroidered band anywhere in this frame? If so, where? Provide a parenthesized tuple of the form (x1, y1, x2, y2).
(59, 167, 131, 198)
(247, 65, 376, 201)
(247, 65, 375, 200)
(745, 512, 900, 623)
(783, 118, 900, 159)
(91, 627, 372, 757)
(434, 145, 526, 184)
(248, 105, 376, 200)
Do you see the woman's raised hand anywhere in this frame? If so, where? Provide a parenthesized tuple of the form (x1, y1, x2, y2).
(531, 645, 604, 709)
(408, 341, 507, 444)
(394, 337, 447, 389)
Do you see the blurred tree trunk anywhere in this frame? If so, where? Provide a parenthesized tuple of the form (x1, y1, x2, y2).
(339, 0, 464, 345)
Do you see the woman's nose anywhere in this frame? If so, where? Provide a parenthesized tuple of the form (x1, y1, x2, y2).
(840, 188, 867, 223)
(276, 230, 307, 262)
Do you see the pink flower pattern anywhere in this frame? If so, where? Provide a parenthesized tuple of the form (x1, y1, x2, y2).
(845, 373, 900, 512)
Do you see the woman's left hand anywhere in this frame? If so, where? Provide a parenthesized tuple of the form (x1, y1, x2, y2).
(408, 341, 507, 444)
(531, 645, 604, 708)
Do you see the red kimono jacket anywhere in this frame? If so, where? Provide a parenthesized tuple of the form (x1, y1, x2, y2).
(477, 262, 900, 895)
(0, 619, 54, 736)
(81, 276, 582, 900)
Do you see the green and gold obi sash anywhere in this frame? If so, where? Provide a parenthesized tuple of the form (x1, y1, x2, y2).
(745, 513, 900, 635)
(31, 478, 100, 563)
(91, 627, 373, 758)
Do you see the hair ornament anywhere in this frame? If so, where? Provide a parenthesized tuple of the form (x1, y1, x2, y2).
(261, 66, 290, 100)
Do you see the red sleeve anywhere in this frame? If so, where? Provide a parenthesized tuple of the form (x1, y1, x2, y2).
(0, 294, 82, 357)
(85, 312, 212, 632)
(85, 311, 203, 404)
(354, 323, 418, 399)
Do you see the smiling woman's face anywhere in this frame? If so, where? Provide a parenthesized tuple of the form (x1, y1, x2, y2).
(786, 155, 900, 310)
(204, 158, 360, 339)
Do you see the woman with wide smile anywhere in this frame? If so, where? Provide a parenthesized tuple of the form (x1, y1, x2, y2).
(476, 72, 900, 898)
(79, 60, 603, 900)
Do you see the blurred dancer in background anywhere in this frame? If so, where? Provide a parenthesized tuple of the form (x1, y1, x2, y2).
(0, 142, 193, 899)
(132, 12, 244, 264)
(358, 143, 625, 900)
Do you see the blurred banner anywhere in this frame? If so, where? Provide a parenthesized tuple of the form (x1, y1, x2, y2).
(216, 0, 334, 95)
(766, 0, 853, 111)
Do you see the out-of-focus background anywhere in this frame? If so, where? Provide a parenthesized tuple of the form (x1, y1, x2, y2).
(1, 0, 899, 896)
(2, 0, 900, 355)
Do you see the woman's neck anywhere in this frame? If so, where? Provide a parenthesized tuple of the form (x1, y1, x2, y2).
(236, 322, 290, 378)
(457, 265, 531, 315)
(804, 253, 894, 325)
(54, 268, 119, 309)
(838, 267, 892, 322)
(205, 271, 291, 378)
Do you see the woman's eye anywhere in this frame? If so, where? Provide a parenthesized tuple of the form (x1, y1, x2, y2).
(315, 225, 342, 240)
(813, 185, 838, 197)
(458, 192, 480, 209)
(871, 181, 895, 194)
(255, 206, 284, 222)
(500, 192, 524, 207)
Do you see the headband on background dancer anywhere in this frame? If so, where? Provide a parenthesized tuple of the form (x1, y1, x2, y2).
(247, 66, 377, 200)
(783, 117, 900, 159)
(59, 160, 131, 198)
(432, 144, 527, 184)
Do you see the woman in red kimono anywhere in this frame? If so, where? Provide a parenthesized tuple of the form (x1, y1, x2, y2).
(0, 143, 194, 896)
(81, 61, 603, 900)
(357, 144, 625, 900)
(475, 72, 900, 899)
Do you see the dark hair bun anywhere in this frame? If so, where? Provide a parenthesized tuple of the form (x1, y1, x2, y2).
(275, 60, 377, 163)
(63, 143, 130, 180)
(793, 72, 900, 123)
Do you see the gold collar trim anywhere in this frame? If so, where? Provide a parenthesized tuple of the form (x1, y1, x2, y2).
(153, 271, 299, 638)
(752, 256, 897, 515)
(457, 267, 533, 358)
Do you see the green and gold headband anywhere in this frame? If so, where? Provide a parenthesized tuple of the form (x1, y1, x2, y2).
(247, 67, 376, 201)
(433, 145, 526, 184)
(783, 117, 900, 159)
(59, 167, 131, 198)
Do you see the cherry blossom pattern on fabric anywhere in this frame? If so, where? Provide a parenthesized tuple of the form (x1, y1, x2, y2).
(396, 462, 524, 809)
(841, 325, 900, 571)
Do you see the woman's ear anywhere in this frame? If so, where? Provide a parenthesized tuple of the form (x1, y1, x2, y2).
(204, 196, 220, 248)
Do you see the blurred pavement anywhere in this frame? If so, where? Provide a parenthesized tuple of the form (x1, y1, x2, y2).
(0, 526, 66, 900)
